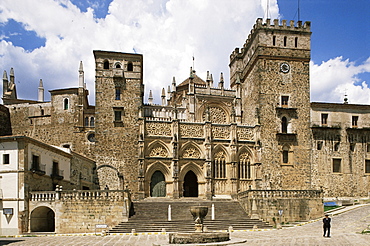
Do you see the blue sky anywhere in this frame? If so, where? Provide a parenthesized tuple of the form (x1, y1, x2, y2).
(1, 0, 369, 104)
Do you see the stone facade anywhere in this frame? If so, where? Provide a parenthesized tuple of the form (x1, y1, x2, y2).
(1, 18, 369, 207)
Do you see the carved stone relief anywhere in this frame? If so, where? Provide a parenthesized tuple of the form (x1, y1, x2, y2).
(212, 126, 230, 139)
(237, 127, 254, 140)
(180, 124, 204, 138)
(182, 147, 201, 159)
(202, 107, 227, 123)
(149, 146, 168, 157)
(146, 122, 172, 136)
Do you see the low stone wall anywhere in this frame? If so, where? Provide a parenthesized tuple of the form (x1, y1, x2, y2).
(234, 190, 323, 225)
(29, 190, 131, 234)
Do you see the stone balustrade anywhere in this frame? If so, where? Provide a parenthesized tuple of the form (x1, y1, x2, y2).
(30, 190, 130, 202)
(236, 189, 323, 199)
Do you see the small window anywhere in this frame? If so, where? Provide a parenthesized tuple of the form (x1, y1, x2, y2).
(115, 87, 121, 100)
(350, 143, 356, 152)
(333, 159, 341, 173)
(367, 143, 370, 153)
(334, 142, 340, 151)
(85, 117, 89, 126)
(87, 133, 95, 142)
(52, 161, 59, 176)
(281, 96, 289, 107)
(282, 145, 290, 164)
(127, 62, 133, 71)
(63, 98, 69, 110)
(352, 116, 358, 127)
(104, 60, 109, 69)
(41, 109, 44, 116)
(114, 110, 122, 122)
(273, 36, 276, 46)
(283, 36, 287, 47)
(3, 154, 10, 165)
(281, 116, 288, 133)
(294, 37, 298, 48)
(321, 114, 328, 125)
(32, 155, 40, 170)
(90, 117, 95, 127)
(317, 141, 323, 150)
(365, 160, 370, 174)
(115, 63, 121, 68)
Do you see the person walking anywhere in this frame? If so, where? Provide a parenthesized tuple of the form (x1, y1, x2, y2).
(323, 214, 331, 237)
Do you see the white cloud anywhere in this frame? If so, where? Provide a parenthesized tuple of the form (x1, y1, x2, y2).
(310, 57, 370, 104)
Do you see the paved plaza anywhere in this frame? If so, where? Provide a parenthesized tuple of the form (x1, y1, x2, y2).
(1, 204, 369, 246)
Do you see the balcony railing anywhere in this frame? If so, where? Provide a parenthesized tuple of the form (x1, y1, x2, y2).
(311, 121, 341, 129)
(50, 169, 64, 180)
(30, 164, 46, 175)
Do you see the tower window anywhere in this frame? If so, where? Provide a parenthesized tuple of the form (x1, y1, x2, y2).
(85, 117, 89, 126)
(282, 146, 290, 164)
(90, 117, 95, 127)
(281, 96, 289, 107)
(63, 98, 69, 110)
(321, 114, 328, 125)
(281, 116, 288, 133)
(273, 36, 276, 46)
(352, 116, 358, 127)
(103, 60, 109, 69)
(365, 160, 370, 174)
(114, 110, 122, 122)
(127, 62, 133, 71)
(115, 87, 121, 100)
(115, 63, 121, 68)
(317, 141, 323, 150)
(333, 158, 341, 173)
(3, 154, 10, 165)
(283, 36, 287, 47)
(334, 142, 340, 151)
(41, 109, 44, 116)
(295, 37, 298, 47)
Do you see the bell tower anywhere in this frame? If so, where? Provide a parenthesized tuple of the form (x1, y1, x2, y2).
(230, 18, 312, 189)
(94, 51, 144, 193)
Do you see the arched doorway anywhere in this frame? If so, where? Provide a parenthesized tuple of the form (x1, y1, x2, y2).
(30, 206, 55, 232)
(150, 171, 166, 197)
(183, 171, 198, 197)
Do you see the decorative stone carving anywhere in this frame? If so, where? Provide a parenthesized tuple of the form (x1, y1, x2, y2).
(237, 127, 254, 140)
(212, 126, 230, 139)
(149, 146, 168, 157)
(146, 122, 171, 136)
(202, 107, 227, 123)
(182, 147, 201, 159)
(180, 124, 204, 138)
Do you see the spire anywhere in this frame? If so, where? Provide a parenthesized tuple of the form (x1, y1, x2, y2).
(206, 71, 212, 88)
(218, 72, 224, 88)
(79, 61, 84, 88)
(161, 88, 166, 106)
(9, 68, 14, 85)
(148, 90, 153, 105)
(3, 70, 8, 97)
(189, 67, 194, 79)
(172, 77, 176, 92)
(38, 79, 44, 102)
(167, 85, 171, 99)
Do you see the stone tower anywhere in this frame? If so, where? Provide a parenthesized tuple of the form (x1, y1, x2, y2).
(230, 18, 312, 189)
(93, 51, 144, 193)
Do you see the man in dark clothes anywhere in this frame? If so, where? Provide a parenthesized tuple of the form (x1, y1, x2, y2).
(323, 214, 331, 237)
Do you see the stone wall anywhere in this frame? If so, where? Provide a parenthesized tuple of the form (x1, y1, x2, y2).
(235, 189, 323, 224)
(0, 105, 12, 136)
(29, 190, 130, 234)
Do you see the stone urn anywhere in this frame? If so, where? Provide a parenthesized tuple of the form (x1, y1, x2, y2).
(190, 206, 208, 232)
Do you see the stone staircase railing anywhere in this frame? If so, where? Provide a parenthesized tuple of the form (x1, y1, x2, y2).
(234, 189, 323, 199)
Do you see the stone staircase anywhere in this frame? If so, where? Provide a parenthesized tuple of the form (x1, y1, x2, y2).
(109, 198, 272, 233)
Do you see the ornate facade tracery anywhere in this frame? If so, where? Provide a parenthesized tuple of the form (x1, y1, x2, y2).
(146, 122, 172, 136)
(149, 146, 168, 158)
(202, 106, 227, 123)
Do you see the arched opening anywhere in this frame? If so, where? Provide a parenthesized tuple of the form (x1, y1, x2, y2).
(63, 98, 69, 110)
(30, 206, 55, 232)
(150, 171, 166, 197)
(103, 60, 109, 69)
(183, 170, 198, 197)
(127, 62, 133, 71)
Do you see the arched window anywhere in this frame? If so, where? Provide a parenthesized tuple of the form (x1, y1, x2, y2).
(84, 117, 89, 126)
(283, 36, 287, 47)
(63, 98, 69, 110)
(90, 117, 95, 127)
(115, 63, 121, 68)
(103, 60, 109, 69)
(127, 62, 133, 71)
(213, 151, 226, 178)
(239, 153, 251, 179)
(281, 116, 288, 133)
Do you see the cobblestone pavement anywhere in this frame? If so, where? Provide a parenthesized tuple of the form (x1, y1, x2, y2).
(1, 204, 369, 246)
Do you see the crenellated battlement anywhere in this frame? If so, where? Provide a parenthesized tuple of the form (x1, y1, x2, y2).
(230, 18, 311, 62)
